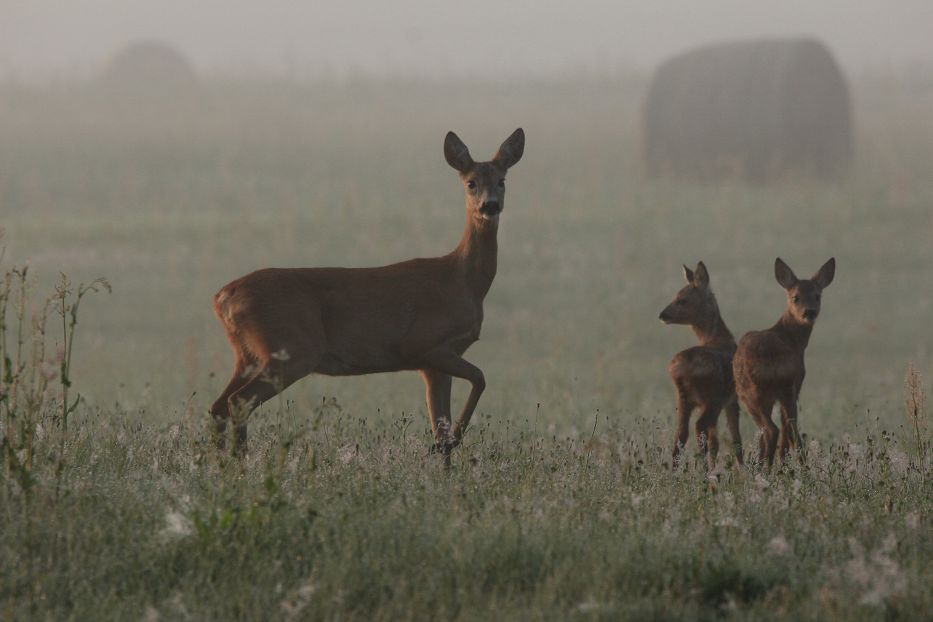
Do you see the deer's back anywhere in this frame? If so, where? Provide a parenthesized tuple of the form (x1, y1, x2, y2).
(214, 258, 483, 374)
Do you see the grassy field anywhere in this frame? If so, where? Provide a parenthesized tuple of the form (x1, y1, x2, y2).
(1, 75, 931, 619)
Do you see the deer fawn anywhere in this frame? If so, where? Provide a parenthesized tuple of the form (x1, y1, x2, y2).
(733, 257, 835, 465)
(209, 129, 525, 456)
(660, 262, 743, 469)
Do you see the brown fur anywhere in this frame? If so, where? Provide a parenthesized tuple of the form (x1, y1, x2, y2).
(733, 257, 835, 465)
(660, 262, 743, 469)
(209, 129, 525, 456)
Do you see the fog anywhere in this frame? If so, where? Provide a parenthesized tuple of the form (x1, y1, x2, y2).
(2, 0, 931, 81)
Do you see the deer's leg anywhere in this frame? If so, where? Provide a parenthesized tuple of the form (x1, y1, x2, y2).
(226, 351, 319, 456)
(695, 406, 720, 470)
(209, 357, 256, 450)
(777, 389, 802, 463)
(420, 349, 485, 449)
(777, 419, 790, 461)
(743, 396, 777, 466)
(672, 391, 692, 468)
(724, 399, 744, 466)
(707, 422, 720, 467)
(421, 369, 453, 450)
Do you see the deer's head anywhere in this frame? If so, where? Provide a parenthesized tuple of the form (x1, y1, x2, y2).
(775, 257, 835, 325)
(445, 128, 524, 226)
(659, 261, 719, 326)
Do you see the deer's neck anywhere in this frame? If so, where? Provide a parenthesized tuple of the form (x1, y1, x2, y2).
(692, 308, 736, 350)
(775, 311, 813, 352)
(453, 216, 498, 300)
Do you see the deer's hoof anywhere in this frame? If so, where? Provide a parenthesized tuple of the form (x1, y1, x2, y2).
(430, 436, 459, 456)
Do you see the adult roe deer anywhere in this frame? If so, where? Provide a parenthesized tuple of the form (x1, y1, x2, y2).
(209, 129, 525, 456)
(659, 262, 743, 469)
(733, 257, 835, 465)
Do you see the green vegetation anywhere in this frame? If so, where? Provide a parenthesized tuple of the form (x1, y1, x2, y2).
(1, 76, 931, 619)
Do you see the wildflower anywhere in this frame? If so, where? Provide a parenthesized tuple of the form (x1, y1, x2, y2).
(576, 600, 601, 613)
(716, 516, 739, 528)
(281, 580, 316, 619)
(337, 443, 357, 464)
(768, 535, 791, 556)
(161, 511, 193, 539)
(844, 536, 907, 606)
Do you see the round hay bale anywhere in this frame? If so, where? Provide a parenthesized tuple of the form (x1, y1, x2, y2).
(643, 38, 852, 182)
(103, 40, 196, 89)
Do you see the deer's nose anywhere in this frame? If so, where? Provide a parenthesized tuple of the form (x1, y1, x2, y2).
(479, 200, 501, 216)
(803, 309, 818, 321)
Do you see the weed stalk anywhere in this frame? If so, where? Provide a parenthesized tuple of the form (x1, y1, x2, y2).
(904, 362, 927, 480)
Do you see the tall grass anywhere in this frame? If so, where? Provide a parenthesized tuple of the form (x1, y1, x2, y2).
(1, 377, 930, 619)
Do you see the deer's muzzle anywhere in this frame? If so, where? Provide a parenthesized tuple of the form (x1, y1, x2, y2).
(479, 200, 501, 217)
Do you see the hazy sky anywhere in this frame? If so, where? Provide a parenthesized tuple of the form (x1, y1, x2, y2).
(1, 1, 931, 80)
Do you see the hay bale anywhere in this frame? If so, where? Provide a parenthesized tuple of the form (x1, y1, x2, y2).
(103, 40, 196, 90)
(643, 38, 852, 182)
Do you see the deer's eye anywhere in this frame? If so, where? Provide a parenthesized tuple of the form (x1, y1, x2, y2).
(467, 180, 476, 191)
(498, 178, 505, 188)
(792, 295, 800, 303)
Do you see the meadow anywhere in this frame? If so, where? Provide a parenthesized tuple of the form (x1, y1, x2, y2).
(1, 74, 931, 619)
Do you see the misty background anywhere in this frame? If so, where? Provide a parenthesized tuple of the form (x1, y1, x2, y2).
(1, 1, 931, 425)
(2, 0, 931, 82)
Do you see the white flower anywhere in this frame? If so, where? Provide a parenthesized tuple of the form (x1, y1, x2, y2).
(161, 511, 193, 539)
(337, 444, 358, 464)
(716, 516, 739, 528)
(281, 580, 316, 619)
(844, 536, 907, 606)
(768, 535, 791, 556)
(576, 600, 601, 613)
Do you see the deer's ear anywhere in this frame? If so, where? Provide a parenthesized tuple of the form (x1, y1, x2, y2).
(682, 264, 694, 284)
(444, 131, 473, 173)
(774, 258, 798, 290)
(812, 257, 835, 289)
(493, 128, 524, 169)
(693, 261, 710, 289)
